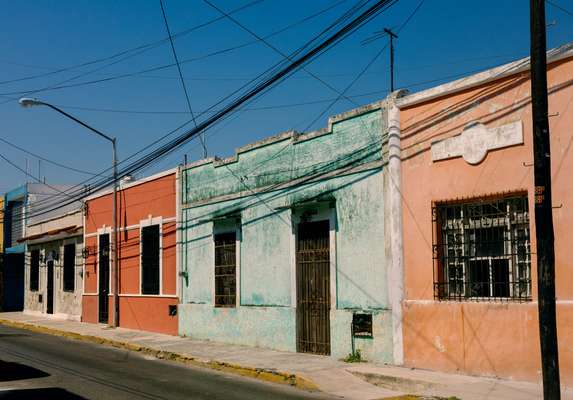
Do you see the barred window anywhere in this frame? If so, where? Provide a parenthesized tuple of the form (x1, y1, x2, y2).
(30, 249, 40, 291)
(63, 244, 75, 292)
(141, 225, 160, 295)
(433, 194, 531, 301)
(214, 232, 237, 307)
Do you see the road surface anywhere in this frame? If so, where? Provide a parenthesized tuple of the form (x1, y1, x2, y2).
(0, 324, 333, 400)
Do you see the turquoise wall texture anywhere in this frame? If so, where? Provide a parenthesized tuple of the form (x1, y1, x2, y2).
(179, 102, 394, 362)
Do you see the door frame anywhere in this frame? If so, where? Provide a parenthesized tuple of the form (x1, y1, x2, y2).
(290, 204, 337, 353)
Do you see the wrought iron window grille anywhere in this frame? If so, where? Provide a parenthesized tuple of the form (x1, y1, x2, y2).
(214, 231, 237, 308)
(432, 194, 531, 302)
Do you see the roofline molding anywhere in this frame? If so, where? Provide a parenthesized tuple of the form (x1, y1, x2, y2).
(396, 42, 573, 109)
(182, 100, 386, 171)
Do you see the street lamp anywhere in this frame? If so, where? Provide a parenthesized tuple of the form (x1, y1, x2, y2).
(19, 97, 120, 329)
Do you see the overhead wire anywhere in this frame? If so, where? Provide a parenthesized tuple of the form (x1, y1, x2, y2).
(20, 0, 402, 222)
(202, 0, 364, 109)
(0, 151, 83, 201)
(0, 0, 351, 98)
(302, 0, 425, 130)
(159, 0, 207, 157)
(0, 136, 100, 176)
(6, 56, 517, 220)
(14, 0, 398, 223)
(0, 0, 266, 87)
(547, 0, 573, 17)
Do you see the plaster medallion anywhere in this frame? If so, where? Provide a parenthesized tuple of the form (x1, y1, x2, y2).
(431, 120, 523, 165)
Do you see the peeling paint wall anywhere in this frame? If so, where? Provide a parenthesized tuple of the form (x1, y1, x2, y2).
(180, 102, 396, 363)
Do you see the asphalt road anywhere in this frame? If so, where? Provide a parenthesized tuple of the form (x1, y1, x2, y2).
(0, 324, 333, 400)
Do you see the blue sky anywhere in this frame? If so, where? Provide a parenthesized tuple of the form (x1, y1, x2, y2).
(0, 0, 571, 192)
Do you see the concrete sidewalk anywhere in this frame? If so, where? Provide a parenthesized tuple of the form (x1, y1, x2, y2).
(0, 312, 569, 400)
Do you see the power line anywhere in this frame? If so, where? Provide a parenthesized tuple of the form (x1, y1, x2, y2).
(7, 56, 510, 219)
(547, 0, 573, 17)
(201, 0, 372, 109)
(303, 0, 425, 130)
(15, 0, 398, 223)
(0, 0, 266, 87)
(0, 136, 100, 176)
(33, 51, 525, 116)
(44, 90, 387, 115)
(21, 0, 396, 222)
(0, 0, 350, 98)
(159, 0, 207, 157)
(0, 52, 522, 82)
(0, 151, 80, 200)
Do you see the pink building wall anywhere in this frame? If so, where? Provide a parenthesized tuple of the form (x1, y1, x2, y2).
(399, 55, 573, 384)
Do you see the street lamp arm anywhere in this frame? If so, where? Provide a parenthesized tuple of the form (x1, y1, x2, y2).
(40, 102, 115, 144)
(19, 96, 120, 329)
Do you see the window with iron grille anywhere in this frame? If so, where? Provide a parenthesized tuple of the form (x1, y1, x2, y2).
(30, 249, 40, 291)
(63, 243, 75, 292)
(214, 232, 237, 307)
(141, 225, 160, 295)
(433, 194, 531, 301)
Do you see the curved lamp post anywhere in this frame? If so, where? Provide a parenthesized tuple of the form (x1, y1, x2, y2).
(19, 97, 119, 329)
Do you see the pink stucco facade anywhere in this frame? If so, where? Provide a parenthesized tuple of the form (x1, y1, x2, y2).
(399, 53, 573, 384)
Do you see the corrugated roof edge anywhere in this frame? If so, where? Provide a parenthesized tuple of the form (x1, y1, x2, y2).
(397, 41, 573, 109)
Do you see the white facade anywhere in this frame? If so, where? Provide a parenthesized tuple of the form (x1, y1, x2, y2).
(23, 210, 84, 321)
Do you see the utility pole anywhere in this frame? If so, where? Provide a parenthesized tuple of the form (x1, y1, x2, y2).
(384, 28, 398, 92)
(530, 1, 561, 398)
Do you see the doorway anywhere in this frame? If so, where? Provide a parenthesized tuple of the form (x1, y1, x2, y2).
(46, 260, 54, 314)
(98, 234, 110, 324)
(296, 220, 331, 355)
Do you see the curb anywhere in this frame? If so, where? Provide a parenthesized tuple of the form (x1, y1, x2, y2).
(0, 318, 319, 392)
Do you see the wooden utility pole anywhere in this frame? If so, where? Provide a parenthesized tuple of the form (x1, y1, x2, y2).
(384, 28, 398, 92)
(530, 0, 561, 398)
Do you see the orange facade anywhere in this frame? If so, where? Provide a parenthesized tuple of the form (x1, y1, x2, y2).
(82, 171, 179, 335)
(399, 55, 573, 383)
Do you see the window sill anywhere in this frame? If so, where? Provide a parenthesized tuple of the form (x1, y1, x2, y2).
(434, 297, 532, 303)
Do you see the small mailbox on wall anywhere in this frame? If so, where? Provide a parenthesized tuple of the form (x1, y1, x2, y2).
(352, 313, 373, 338)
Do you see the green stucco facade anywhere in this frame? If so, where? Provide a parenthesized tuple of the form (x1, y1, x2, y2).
(179, 101, 395, 362)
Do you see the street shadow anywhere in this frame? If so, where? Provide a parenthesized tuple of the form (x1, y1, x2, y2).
(0, 359, 50, 382)
(0, 388, 86, 400)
